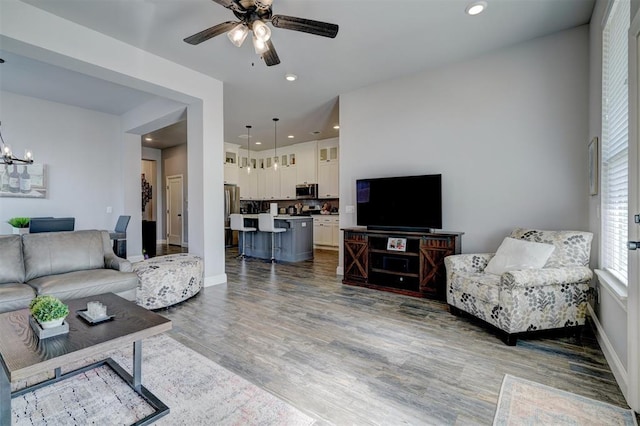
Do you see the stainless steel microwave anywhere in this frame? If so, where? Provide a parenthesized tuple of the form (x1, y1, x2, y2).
(296, 183, 318, 199)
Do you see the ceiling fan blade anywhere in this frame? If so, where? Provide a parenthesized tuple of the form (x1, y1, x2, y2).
(262, 40, 280, 66)
(184, 21, 238, 45)
(271, 15, 338, 38)
(212, 0, 247, 13)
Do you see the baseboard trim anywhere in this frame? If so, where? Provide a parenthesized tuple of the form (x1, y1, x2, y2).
(336, 265, 343, 276)
(204, 273, 227, 287)
(587, 304, 629, 399)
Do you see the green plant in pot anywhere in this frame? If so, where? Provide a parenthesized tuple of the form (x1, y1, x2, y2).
(8, 217, 30, 234)
(29, 295, 69, 329)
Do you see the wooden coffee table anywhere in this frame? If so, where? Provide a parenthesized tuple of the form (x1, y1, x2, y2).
(0, 292, 172, 425)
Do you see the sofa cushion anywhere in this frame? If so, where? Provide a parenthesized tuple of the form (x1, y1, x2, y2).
(22, 230, 105, 281)
(509, 228, 593, 267)
(27, 269, 139, 301)
(0, 235, 25, 284)
(484, 237, 555, 275)
(0, 283, 35, 313)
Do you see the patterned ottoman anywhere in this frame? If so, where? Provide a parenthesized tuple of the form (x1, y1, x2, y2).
(133, 253, 203, 309)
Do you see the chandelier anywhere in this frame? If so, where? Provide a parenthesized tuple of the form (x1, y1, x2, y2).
(0, 122, 33, 165)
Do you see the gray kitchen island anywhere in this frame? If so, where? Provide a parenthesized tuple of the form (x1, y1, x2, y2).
(239, 215, 313, 262)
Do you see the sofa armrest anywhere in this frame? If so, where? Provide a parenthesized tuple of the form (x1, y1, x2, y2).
(501, 266, 593, 289)
(104, 254, 133, 272)
(445, 253, 494, 274)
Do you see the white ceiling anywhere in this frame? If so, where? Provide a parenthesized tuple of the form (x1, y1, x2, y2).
(4, 0, 594, 151)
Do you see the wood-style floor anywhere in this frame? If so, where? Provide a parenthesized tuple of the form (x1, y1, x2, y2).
(159, 247, 631, 425)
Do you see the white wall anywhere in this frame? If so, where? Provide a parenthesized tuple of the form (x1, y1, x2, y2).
(339, 26, 589, 258)
(0, 91, 126, 234)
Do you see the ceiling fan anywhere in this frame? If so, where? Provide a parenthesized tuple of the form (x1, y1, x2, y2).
(184, 0, 339, 66)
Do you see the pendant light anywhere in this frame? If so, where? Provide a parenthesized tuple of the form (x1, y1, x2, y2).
(273, 118, 279, 171)
(246, 125, 252, 174)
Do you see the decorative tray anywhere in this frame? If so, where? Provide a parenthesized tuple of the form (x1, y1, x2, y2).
(77, 309, 115, 324)
(29, 316, 69, 339)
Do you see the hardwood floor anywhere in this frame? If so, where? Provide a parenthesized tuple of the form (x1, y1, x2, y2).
(155, 243, 188, 256)
(160, 248, 631, 425)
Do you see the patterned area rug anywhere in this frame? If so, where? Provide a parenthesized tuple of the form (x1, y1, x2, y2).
(493, 374, 638, 426)
(11, 334, 315, 425)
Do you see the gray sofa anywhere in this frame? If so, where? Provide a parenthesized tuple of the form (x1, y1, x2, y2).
(0, 230, 139, 313)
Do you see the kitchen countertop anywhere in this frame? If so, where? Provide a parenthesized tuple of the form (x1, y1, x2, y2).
(242, 214, 313, 220)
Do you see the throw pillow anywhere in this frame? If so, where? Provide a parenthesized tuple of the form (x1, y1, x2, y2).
(484, 237, 555, 275)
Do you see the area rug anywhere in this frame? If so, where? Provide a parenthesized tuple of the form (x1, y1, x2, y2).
(11, 334, 315, 425)
(493, 374, 637, 426)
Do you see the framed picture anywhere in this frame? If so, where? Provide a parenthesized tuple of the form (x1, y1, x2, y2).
(387, 237, 407, 252)
(589, 137, 598, 196)
(0, 163, 47, 198)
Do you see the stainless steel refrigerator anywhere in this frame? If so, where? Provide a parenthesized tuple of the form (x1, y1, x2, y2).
(224, 184, 240, 247)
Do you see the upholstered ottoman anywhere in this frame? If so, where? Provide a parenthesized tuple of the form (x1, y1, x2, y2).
(133, 253, 203, 309)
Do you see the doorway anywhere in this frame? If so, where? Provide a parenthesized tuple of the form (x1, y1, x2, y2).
(166, 174, 184, 246)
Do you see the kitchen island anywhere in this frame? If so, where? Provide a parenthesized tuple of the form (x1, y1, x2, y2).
(239, 215, 313, 262)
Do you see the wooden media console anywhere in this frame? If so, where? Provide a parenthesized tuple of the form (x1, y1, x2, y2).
(342, 228, 463, 299)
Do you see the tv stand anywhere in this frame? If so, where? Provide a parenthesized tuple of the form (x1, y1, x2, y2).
(342, 228, 463, 299)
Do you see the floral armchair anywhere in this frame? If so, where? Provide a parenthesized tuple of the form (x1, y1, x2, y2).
(444, 228, 593, 345)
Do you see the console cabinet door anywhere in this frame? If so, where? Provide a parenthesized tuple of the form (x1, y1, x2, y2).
(419, 236, 456, 298)
(343, 231, 368, 282)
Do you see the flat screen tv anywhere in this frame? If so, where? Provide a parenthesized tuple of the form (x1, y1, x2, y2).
(356, 174, 442, 231)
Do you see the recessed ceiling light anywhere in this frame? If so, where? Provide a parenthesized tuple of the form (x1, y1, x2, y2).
(466, 1, 487, 15)
(288, 135, 294, 139)
(333, 125, 340, 130)
(255, 141, 262, 145)
(144, 137, 153, 141)
(310, 131, 321, 135)
(239, 134, 250, 139)
(0, 58, 5, 64)
(285, 73, 297, 82)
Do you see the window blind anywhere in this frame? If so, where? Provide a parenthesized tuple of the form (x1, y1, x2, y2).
(601, 0, 630, 285)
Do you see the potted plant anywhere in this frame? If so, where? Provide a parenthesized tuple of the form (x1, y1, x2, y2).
(8, 217, 30, 235)
(29, 295, 69, 329)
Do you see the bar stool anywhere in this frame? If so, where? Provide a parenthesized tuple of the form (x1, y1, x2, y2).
(258, 213, 286, 263)
(230, 213, 256, 259)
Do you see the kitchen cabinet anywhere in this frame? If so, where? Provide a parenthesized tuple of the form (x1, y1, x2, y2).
(238, 148, 258, 199)
(276, 146, 296, 200)
(256, 167, 267, 200)
(317, 138, 339, 198)
(279, 166, 297, 200)
(224, 143, 240, 185)
(313, 215, 339, 248)
(236, 139, 337, 200)
(296, 141, 318, 185)
(264, 166, 279, 200)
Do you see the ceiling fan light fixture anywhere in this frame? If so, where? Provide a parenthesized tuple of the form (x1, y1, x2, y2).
(227, 23, 249, 47)
(465, 1, 487, 15)
(253, 35, 270, 54)
(254, 0, 273, 11)
(252, 20, 271, 42)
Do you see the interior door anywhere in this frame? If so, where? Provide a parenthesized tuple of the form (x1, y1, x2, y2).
(166, 175, 183, 246)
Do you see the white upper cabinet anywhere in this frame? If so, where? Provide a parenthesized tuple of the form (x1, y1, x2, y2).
(238, 148, 257, 199)
(224, 143, 240, 185)
(234, 138, 337, 200)
(317, 138, 339, 198)
(295, 140, 318, 185)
